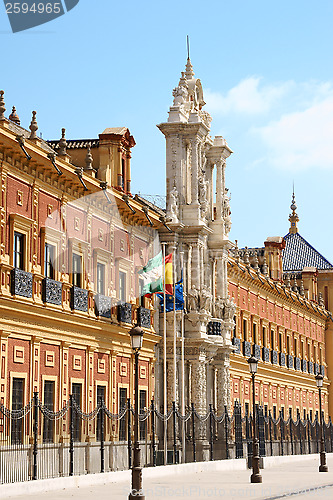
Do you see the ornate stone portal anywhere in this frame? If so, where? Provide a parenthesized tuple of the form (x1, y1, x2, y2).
(156, 57, 236, 431)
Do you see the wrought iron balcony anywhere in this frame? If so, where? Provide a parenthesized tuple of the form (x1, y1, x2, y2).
(207, 321, 222, 336)
(232, 337, 241, 353)
(11, 268, 33, 298)
(279, 352, 286, 367)
(287, 354, 294, 369)
(137, 306, 151, 329)
(314, 363, 319, 375)
(302, 359, 307, 372)
(262, 346, 270, 362)
(320, 365, 325, 376)
(117, 302, 132, 324)
(243, 340, 251, 357)
(42, 277, 62, 305)
(271, 350, 278, 364)
(253, 344, 261, 360)
(294, 357, 301, 371)
(95, 294, 112, 318)
(308, 361, 314, 374)
(71, 286, 88, 312)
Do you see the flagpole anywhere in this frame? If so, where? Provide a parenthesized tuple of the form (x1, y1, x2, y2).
(180, 249, 185, 463)
(172, 244, 177, 404)
(162, 242, 167, 466)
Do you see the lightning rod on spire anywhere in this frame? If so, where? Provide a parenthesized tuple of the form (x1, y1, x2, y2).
(187, 35, 190, 59)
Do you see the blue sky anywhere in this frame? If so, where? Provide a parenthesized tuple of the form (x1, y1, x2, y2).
(1, 0, 333, 261)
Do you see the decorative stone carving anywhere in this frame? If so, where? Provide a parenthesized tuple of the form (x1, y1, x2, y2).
(198, 175, 209, 218)
(223, 188, 232, 234)
(188, 284, 199, 311)
(223, 297, 236, 322)
(190, 360, 207, 415)
(199, 285, 211, 313)
(215, 296, 224, 318)
(167, 184, 179, 223)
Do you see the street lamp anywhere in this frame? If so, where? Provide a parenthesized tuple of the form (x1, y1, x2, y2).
(247, 355, 262, 483)
(315, 373, 328, 472)
(129, 325, 145, 500)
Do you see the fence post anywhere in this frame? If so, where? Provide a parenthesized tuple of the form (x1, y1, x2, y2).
(330, 417, 333, 454)
(280, 411, 284, 456)
(127, 398, 132, 469)
(32, 392, 38, 481)
(268, 410, 273, 456)
(224, 405, 229, 460)
(289, 410, 294, 455)
(191, 403, 196, 463)
(100, 399, 105, 473)
(307, 415, 311, 454)
(209, 404, 214, 461)
(297, 410, 302, 455)
(69, 394, 74, 476)
(316, 414, 319, 454)
(172, 401, 178, 464)
(151, 400, 156, 467)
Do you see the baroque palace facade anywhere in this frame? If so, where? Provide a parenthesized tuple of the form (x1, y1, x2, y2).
(156, 57, 332, 425)
(0, 92, 165, 433)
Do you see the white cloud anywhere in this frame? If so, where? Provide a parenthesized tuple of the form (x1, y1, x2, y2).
(253, 93, 333, 171)
(205, 77, 292, 115)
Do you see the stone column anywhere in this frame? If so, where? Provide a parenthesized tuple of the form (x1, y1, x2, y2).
(190, 138, 199, 205)
(216, 160, 223, 221)
(216, 352, 231, 414)
(31, 336, 42, 396)
(0, 331, 9, 406)
(190, 359, 207, 414)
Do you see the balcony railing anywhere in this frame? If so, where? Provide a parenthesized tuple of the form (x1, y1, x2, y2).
(262, 346, 270, 362)
(287, 354, 294, 369)
(294, 357, 301, 371)
(302, 359, 307, 372)
(308, 361, 314, 374)
(71, 286, 88, 312)
(42, 278, 62, 305)
(11, 268, 33, 298)
(271, 350, 278, 364)
(95, 294, 112, 318)
(232, 337, 241, 353)
(207, 321, 222, 336)
(279, 352, 286, 367)
(253, 344, 261, 360)
(243, 340, 251, 357)
(137, 306, 151, 329)
(117, 303, 132, 324)
(314, 363, 319, 375)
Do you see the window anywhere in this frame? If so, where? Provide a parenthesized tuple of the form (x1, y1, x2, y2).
(44, 243, 55, 279)
(279, 333, 283, 352)
(271, 330, 275, 349)
(262, 327, 266, 347)
(119, 271, 126, 303)
(139, 277, 145, 307)
(233, 316, 237, 338)
(11, 378, 24, 444)
(43, 381, 55, 443)
(96, 263, 105, 295)
(273, 406, 277, 420)
(253, 323, 257, 344)
(118, 388, 127, 441)
(121, 157, 126, 190)
(287, 336, 291, 355)
(96, 385, 106, 441)
(72, 383, 82, 442)
(243, 320, 247, 341)
(72, 254, 82, 288)
(294, 338, 298, 357)
(13, 232, 24, 270)
(139, 390, 147, 440)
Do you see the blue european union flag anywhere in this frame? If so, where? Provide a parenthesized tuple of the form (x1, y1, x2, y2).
(158, 278, 184, 313)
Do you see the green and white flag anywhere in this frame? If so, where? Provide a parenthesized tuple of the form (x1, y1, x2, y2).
(138, 251, 163, 296)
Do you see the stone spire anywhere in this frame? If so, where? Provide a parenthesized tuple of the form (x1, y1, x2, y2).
(0, 91, 5, 121)
(29, 111, 38, 140)
(9, 106, 20, 125)
(289, 188, 299, 234)
(84, 146, 94, 171)
(185, 57, 195, 79)
(58, 128, 67, 156)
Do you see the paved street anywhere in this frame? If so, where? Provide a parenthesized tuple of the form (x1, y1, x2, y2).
(3, 455, 333, 500)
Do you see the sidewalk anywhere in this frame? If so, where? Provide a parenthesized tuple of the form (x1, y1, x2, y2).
(2, 454, 333, 499)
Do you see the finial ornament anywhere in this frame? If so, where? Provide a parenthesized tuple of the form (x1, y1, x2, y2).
(0, 90, 6, 121)
(262, 254, 268, 276)
(9, 106, 20, 125)
(243, 246, 250, 266)
(299, 279, 305, 296)
(185, 57, 195, 79)
(289, 187, 299, 234)
(253, 251, 260, 272)
(292, 275, 298, 293)
(84, 146, 94, 171)
(58, 128, 67, 156)
(318, 292, 325, 308)
(285, 273, 291, 289)
(234, 240, 240, 263)
(29, 111, 38, 140)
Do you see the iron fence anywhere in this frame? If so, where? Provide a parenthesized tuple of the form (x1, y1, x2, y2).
(1, 396, 332, 484)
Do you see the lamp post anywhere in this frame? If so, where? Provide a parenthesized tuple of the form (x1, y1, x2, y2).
(129, 325, 145, 500)
(247, 355, 262, 483)
(315, 373, 328, 472)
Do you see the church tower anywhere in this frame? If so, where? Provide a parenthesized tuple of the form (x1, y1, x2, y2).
(157, 56, 236, 455)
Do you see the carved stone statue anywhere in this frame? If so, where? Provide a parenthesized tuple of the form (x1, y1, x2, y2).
(200, 286, 212, 313)
(188, 284, 199, 311)
(223, 188, 232, 234)
(215, 295, 224, 318)
(223, 298, 236, 322)
(167, 185, 179, 223)
(198, 175, 209, 218)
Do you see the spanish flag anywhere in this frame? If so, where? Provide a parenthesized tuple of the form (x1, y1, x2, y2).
(164, 253, 173, 295)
